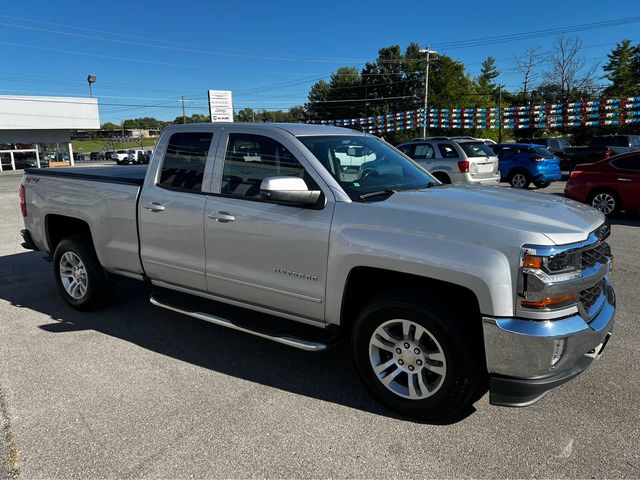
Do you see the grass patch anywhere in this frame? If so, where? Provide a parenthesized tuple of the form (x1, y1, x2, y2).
(73, 137, 158, 153)
(0, 389, 20, 478)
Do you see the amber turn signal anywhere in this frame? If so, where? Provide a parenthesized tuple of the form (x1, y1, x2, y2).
(521, 293, 579, 309)
(523, 254, 542, 269)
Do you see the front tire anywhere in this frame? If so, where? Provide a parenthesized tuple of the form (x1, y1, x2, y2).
(53, 235, 113, 310)
(351, 291, 484, 421)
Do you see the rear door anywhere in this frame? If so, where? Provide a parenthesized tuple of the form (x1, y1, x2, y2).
(611, 155, 640, 210)
(139, 130, 215, 291)
(203, 127, 334, 322)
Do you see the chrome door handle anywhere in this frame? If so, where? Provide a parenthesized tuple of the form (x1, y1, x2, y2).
(617, 178, 632, 182)
(143, 202, 165, 212)
(208, 211, 235, 223)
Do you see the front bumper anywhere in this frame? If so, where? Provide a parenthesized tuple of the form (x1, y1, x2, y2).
(532, 171, 562, 182)
(482, 278, 615, 407)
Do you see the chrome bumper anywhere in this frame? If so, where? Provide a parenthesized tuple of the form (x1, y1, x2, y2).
(482, 278, 615, 406)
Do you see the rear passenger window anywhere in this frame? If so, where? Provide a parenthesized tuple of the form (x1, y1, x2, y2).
(414, 144, 435, 159)
(611, 156, 640, 171)
(222, 133, 312, 200)
(438, 144, 458, 158)
(159, 132, 213, 192)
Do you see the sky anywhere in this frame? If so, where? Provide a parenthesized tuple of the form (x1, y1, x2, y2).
(1, 0, 639, 124)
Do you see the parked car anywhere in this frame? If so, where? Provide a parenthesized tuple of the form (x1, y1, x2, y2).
(73, 152, 86, 162)
(142, 149, 154, 164)
(490, 143, 562, 189)
(564, 135, 640, 170)
(128, 149, 151, 164)
(2, 154, 39, 170)
(450, 136, 496, 145)
(19, 123, 615, 420)
(565, 151, 640, 215)
(112, 150, 129, 164)
(89, 151, 105, 161)
(397, 137, 500, 185)
(517, 137, 572, 165)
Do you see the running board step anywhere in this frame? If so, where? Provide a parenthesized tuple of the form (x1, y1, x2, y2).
(149, 293, 335, 352)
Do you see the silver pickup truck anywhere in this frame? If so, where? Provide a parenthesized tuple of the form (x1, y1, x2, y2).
(19, 123, 615, 420)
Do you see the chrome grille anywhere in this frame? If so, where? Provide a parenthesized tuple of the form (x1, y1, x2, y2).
(581, 242, 611, 269)
(580, 282, 603, 311)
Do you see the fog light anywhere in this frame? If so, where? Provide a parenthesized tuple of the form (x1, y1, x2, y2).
(551, 338, 566, 367)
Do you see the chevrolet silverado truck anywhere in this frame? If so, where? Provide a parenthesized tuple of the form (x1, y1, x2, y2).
(19, 123, 615, 420)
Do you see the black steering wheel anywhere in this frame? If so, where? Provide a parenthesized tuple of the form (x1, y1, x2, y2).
(360, 169, 379, 183)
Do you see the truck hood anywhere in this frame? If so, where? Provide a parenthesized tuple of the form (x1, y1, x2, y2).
(381, 185, 604, 245)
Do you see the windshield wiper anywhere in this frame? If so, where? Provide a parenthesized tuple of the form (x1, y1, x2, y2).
(359, 189, 396, 201)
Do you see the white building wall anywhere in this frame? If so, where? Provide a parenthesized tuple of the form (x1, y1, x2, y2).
(0, 96, 100, 130)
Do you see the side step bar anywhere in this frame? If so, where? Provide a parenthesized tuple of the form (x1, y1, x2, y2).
(149, 294, 333, 352)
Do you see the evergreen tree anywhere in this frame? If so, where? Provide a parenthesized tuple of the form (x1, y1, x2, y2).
(603, 40, 639, 97)
(477, 57, 500, 92)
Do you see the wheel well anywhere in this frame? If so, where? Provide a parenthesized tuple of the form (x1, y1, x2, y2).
(46, 215, 91, 252)
(340, 267, 481, 334)
(508, 167, 529, 179)
(432, 171, 451, 184)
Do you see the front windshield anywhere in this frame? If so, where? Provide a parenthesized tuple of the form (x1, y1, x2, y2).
(298, 135, 438, 201)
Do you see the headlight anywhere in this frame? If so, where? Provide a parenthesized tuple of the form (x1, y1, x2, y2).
(518, 247, 582, 311)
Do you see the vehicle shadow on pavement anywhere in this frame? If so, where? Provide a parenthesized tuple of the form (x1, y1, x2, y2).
(0, 251, 478, 425)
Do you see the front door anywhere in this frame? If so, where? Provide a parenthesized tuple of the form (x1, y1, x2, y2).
(139, 130, 215, 291)
(203, 129, 334, 322)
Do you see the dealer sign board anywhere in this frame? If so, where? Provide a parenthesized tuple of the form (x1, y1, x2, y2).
(208, 90, 234, 122)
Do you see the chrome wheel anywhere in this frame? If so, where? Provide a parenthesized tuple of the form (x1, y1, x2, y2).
(369, 319, 447, 400)
(591, 193, 616, 215)
(59, 251, 88, 299)
(511, 173, 527, 188)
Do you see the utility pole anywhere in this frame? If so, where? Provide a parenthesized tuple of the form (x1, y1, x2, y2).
(178, 96, 189, 124)
(419, 47, 437, 139)
(120, 118, 125, 148)
(498, 85, 503, 143)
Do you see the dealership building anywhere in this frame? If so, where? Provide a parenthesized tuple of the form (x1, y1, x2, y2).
(0, 95, 100, 171)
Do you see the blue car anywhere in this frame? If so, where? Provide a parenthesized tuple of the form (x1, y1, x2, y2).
(490, 143, 562, 189)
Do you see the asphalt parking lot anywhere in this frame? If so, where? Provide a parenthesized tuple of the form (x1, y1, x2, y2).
(0, 170, 639, 478)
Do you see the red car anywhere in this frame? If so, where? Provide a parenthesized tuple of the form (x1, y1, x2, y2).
(565, 151, 640, 215)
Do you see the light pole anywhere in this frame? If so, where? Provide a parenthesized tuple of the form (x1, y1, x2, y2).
(419, 47, 437, 139)
(87, 74, 96, 98)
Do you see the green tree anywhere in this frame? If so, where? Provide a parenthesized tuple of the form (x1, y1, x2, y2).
(477, 56, 500, 91)
(101, 122, 120, 130)
(603, 39, 639, 97)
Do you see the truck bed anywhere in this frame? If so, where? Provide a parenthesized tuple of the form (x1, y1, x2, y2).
(24, 165, 147, 186)
(22, 165, 145, 279)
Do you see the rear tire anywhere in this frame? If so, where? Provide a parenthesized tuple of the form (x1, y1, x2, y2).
(533, 181, 550, 188)
(53, 235, 113, 311)
(589, 190, 619, 216)
(351, 290, 484, 421)
(509, 171, 530, 189)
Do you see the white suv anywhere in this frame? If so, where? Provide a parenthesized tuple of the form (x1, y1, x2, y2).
(398, 138, 500, 185)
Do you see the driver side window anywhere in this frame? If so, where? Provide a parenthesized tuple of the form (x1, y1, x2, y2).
(221, 133, 312, 200)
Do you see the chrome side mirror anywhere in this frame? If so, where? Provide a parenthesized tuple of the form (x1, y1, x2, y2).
(260, 176, 321, 205)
